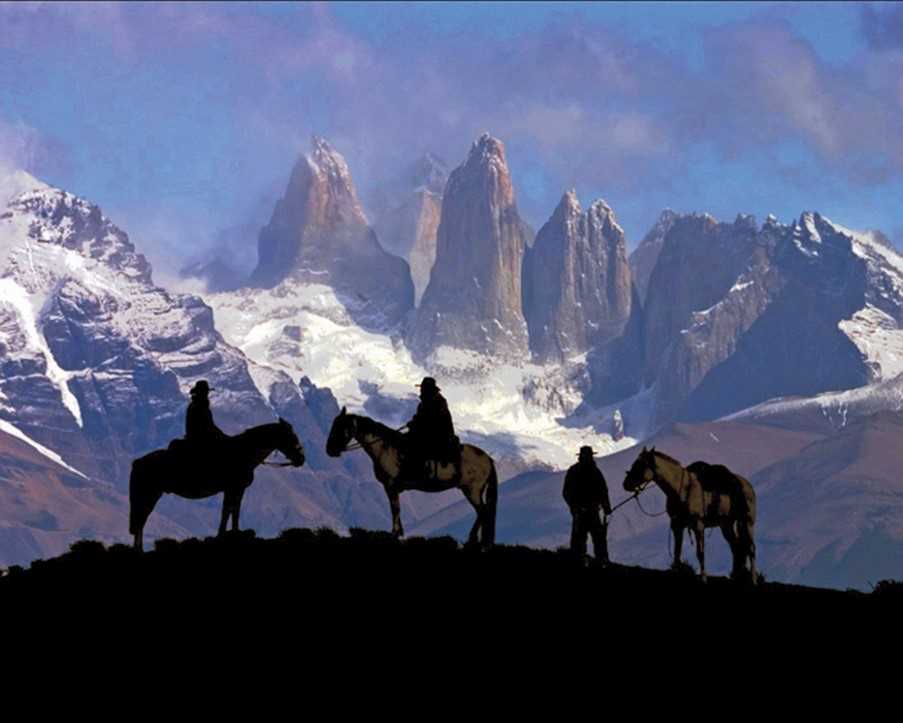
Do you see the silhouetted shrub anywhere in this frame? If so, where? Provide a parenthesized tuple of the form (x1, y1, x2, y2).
(69, 539, 106, 558)
(872, 579, 903, 597)
(153, 537, 181, 554)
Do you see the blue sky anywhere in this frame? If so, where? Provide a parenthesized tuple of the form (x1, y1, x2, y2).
(2, 2, 902, 275)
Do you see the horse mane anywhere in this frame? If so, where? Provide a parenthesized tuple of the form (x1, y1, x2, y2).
(232, 421, 282, 443)
(353, 414, 405, 444)
(652, 449, 682, 465)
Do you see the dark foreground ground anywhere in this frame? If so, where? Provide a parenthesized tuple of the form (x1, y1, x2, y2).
(4, 528, 900, 612)
(3, 528, 901, 664)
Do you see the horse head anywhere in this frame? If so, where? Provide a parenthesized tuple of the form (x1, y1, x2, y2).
(326, 406, 354, 457)
(276, 417, 306, 467)
(624, 446, 656, 492)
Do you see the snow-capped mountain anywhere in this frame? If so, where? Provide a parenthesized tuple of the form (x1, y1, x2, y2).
(0, 172, 434, 564)
(208, 135, 645, 475)
(636, 210, 903, 428)
(6, 131, 903, 590)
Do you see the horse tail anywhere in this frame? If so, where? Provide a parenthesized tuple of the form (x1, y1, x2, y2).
(482, 459, 498, 547)
(733, 474, 756, 558)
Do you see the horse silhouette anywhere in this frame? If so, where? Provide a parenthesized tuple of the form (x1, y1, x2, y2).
(624, 446, 757, 582)
(326, 407, 498, 548)
(129, 418, 305, 550)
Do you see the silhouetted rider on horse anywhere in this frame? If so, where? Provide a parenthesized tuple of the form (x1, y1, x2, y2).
(185, 380, 226, 444)
(403, 377, 460, 480)
(169, 380, 227, 458)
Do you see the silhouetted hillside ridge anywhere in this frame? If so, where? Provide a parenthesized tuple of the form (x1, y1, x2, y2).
(3, 528, 898, 620)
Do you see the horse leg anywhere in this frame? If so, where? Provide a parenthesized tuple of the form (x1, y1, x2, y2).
(129, 463, 161, 551)
(387, 488, 404, 538)
(218, 492, 233, 537)
(694, 523, 706, 582)
(721, 522, 740, 579)
(671, 520, 684, 569)
(129, 490, 160, 551)
(739, 521, 757, 584)
(231, 488, 246, 532)
(464, 486, 484, 548)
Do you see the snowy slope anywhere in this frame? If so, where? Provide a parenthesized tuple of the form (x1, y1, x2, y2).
(828, 217, 903, 380)
(208, 281, 650, 471)
(0, 419, 86, 478)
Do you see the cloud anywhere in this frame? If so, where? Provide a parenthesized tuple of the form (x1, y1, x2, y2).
(860, 3, 903, 50)
(0, 117, 70, 180)
(699, 19, 903, 182)
(4, 3, 903, 257)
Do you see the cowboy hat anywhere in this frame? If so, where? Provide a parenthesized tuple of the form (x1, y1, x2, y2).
(190, 380, 215, 395)
(415, 376, 440, 392)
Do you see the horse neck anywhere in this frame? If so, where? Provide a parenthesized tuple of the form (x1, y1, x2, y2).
(237, 423, 280, 465)
(652, 454, 687, 502)
(351, 416, 393, 462)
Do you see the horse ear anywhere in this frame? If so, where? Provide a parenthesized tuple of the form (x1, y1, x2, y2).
(642, 445, 647, 453)
(650, 446, 656, 453)
(278, 416, 287, 426)
(340, 406, 347, 416)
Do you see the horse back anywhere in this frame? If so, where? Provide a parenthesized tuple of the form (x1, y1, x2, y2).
(133, 448, 170, 469)
(688, 460, 755, 522)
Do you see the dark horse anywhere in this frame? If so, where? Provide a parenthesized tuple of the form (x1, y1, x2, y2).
(326, 408, 498, 548)
(624, 446, 757, 582)
(129, 419, 305, 550)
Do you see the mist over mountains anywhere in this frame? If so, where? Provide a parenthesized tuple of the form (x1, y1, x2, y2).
(3, 130, 903, 589)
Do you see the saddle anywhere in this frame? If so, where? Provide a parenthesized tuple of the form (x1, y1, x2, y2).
(167, 435, 226, 462)
(688, 461, 742, 498)
(403, 436, 462, 482)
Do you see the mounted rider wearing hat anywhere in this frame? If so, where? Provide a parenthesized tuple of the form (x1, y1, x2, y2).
(563, 445, 613, 564)
(403, 377, 458, 478)
(185, 380, 226, 446)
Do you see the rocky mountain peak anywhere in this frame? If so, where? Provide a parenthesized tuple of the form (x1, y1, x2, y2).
(523, 190, 633, 363)
(470, 132, 505, 162)
(629, 208, 679, 302)
(409, 133, 529, 359)
(250, 137, 413, 325)
(2, 186, 152, 286)
(411, 153, 449, 195)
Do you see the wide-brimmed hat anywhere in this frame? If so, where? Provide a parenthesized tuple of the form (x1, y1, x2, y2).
(416, 376, 440, 392)
(190, 380, 215, 396)
(578, 445, 595, 458)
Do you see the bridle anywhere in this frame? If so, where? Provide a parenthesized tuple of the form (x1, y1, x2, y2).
(331, 417, 377, 453)
(261, 429, 305, 467)
(611, 454, 667, 518)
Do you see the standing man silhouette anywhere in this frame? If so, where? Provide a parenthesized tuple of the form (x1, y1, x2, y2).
(563, 446, 613, 565)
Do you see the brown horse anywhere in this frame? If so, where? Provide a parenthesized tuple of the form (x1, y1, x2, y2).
(326, 407, 498, 548)
(129, 419, 306, 550)
(624, 446, 757, 582)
